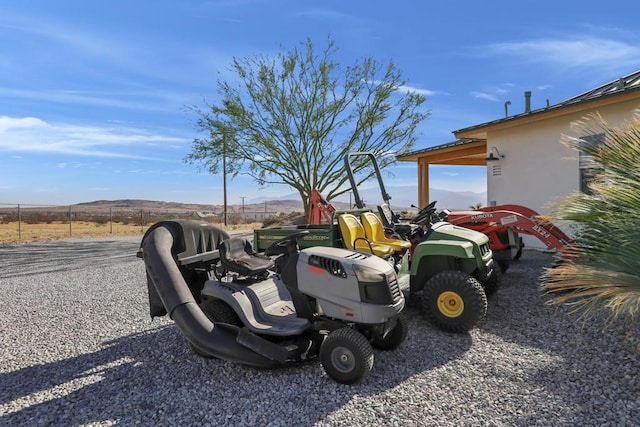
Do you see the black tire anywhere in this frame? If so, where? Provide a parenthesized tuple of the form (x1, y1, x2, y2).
(421, 270, 488, 333)
(497, 260, 510, 273)
(371, 313, 408, 350)
(320, 327, 374, 384)
(483, 262, 503, 297)
(199, 298, 242, 326)
(514, 247, 523, 260)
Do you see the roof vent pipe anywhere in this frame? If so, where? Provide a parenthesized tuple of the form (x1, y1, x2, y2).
(524, 91, 531, 113)
(504, 100, 511, 117)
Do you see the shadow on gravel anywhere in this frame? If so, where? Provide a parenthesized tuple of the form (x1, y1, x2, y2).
(0, 315, 472, 426)
(479, 250, 640, 425)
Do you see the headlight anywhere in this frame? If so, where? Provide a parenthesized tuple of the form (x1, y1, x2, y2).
(352, 264, 386, 283)
(353, 264, 393, 304)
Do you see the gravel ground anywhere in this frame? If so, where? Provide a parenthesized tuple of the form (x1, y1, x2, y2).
(0, 236, 638, 426)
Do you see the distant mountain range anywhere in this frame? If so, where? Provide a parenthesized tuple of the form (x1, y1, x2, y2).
(62, 187, 485, 214)
(248, 186, 487, 212)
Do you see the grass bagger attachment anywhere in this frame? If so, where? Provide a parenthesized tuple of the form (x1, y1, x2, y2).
(138, 220, 407, 384)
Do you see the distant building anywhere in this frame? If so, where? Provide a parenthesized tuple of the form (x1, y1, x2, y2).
(397, 70, 640, 248)
(241, 211, 280, 222)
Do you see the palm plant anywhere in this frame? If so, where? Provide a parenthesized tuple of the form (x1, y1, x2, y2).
(541, 111, 640, 324)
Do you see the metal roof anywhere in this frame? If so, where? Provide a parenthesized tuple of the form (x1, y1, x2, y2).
(452, 69, 640, 136)
(560, 69, 640, 105)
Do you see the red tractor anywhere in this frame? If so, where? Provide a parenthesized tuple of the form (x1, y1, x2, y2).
(440, 204, 572, 272)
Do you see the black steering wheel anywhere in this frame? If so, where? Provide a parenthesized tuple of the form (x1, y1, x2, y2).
(412, 201, 438, 226)
(264, 230, 310, 257)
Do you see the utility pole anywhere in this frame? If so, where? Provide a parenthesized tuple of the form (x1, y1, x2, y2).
(223, 138, 228, 226)
(241, 196, 246, 222)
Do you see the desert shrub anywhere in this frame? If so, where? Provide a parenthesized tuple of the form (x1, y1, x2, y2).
(23, 213, 58, 224)
(262, 212, 305, 227)
(262, 214, 285, 227)
(86, 215, 110, 225)
(0, 214, 18, 224)
(541, 112, 640, 324)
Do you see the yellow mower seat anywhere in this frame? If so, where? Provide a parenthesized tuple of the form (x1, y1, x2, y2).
(360, 212, 411, 253)
(337, 213, 395, 258)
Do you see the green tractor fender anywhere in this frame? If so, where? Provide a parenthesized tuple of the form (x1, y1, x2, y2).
(409, 240, 479, 293)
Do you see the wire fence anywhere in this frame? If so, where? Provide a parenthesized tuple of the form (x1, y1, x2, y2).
(0, 203, 280, 243)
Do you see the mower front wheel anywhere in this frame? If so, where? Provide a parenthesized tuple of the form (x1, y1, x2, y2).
(421, 270, 488, 333)
(371, 313, 408, 350)
(320, 327, 374, 385)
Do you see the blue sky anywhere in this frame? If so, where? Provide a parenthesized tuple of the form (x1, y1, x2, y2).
(1, 1, 639, 206)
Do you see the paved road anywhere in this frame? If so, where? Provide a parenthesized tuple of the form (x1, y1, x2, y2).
(0, 230, 253, 280)
(0, 237, 142, 280)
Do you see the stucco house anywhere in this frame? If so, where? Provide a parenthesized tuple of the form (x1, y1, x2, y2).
(397, 70, 640, 248)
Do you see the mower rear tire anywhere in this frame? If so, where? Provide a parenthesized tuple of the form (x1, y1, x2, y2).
(199, 298, 242, 326)
(320, 327, 374, 384)
(191, 298, 242, 358)
(371, 313, 408, 350)
(421, 270, 488, 333)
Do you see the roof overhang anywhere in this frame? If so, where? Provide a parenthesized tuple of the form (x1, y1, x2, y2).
(397, 139, 487, 165)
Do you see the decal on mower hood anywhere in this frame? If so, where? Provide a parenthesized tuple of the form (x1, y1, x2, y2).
(307, 265, 326, 275)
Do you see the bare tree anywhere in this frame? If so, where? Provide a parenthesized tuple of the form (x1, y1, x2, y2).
(186, 37, 429, 214)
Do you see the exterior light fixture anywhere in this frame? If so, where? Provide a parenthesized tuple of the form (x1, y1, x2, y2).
(484, 146, 504, 162)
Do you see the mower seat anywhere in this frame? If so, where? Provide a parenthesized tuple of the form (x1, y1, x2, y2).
(360, 212, 411, 253)
(219, 237, 274, 277)
(337, 214, 395, 258)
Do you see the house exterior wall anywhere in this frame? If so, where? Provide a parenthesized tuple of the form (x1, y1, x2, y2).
(487, 99, 640, 248)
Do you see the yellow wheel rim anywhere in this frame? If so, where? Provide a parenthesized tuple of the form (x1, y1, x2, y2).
(437, 291, 464, 318)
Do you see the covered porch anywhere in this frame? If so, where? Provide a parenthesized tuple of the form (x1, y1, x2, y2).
(396, 139, 489, 208)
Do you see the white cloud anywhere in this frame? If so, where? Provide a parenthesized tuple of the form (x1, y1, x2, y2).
(34, 187, 60, 193)
(487, 36, 640, 70)
(440, 172, 459, 177)
(471, 83, 516, 103)
(369, 80, 437, 97)
(0, 116, 189, 158)
(296, 9, 361, 23)
(0, 87, 194, 113)
(395, 84, 437, 97)
(0, 11, 228, 95)
(471, 91, 500, 102)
